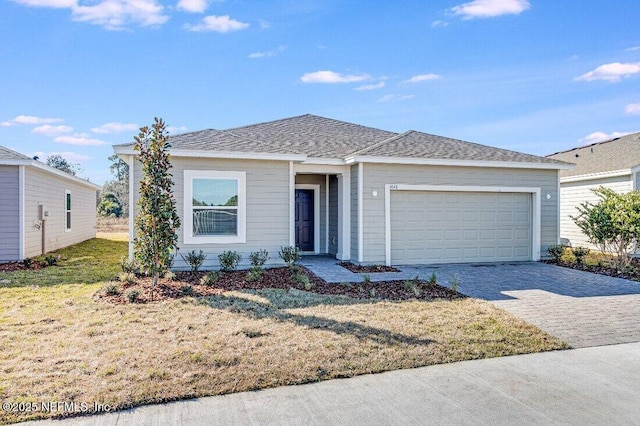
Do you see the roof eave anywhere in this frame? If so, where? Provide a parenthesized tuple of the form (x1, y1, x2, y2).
(560, 168, 633, 183)
(113, 146, 307, 162)
(347, 155, 575, 170)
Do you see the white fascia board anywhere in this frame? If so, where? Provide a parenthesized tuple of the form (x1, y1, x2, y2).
(294, 163, 350, 174)
(0, 160, 32, 166)
(560, 169, 631, 183)
(29, 161, 101, 190)
(348, 155, 574, 170)
(113, 146, 306, 162)
(301, 157, 346, 165)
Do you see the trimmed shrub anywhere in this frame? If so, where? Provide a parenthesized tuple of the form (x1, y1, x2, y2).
(219, 251, 241, 272)
(249, 249, 269, 269)
(279, 246, 300, 267)
(547, 244, 565, 263)
(184, 250, 206, 272)
(572, 247, 590, 266)
(125, 288, 141, 303)
(200, 271, 221, 286)
(102, 281, 120, 296)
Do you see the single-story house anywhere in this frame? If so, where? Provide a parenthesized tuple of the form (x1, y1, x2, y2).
(114, 114, 572, 269)
(0, 145, 100, 263)
(547, 132, 640, 248)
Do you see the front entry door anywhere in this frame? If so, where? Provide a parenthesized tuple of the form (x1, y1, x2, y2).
(295, 189, 314, 251)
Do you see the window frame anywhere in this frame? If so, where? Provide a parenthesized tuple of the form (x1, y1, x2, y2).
(183, 170, 246, 244)
(65, 190, 71, 232)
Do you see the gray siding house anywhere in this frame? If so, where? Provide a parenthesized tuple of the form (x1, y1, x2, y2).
(114, 115, 571, 269)
(548, 132, 640, 248)
(0, 146, 100, 263)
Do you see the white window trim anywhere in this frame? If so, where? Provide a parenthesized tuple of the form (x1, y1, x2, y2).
(65, 190, 71, 232)
(183, 170, 246, 244)
(384, 184, 541, 266)
(295, 184, 321, 254)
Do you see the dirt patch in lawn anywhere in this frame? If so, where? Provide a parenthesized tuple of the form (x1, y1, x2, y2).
(338, 262, 400, 273)
(97, 267, 462, 304)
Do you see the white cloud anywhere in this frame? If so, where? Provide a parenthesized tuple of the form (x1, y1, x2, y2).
(1, 115, 64, 126)
(378, 94, 415, 103)
(355, 82, 385, 91)
(626, 46, 640, 52)
(53, 134, 106, 146)
(575, 62, 640, 82)
(32, 124, 74, 136)
(450, 0, 530, 20)
(11, 0, 75, 7)
(177, 0, 208, 13)
(626, 103, 640, 115)
(167, 125, 188, 133)
(248, 45, 286, 59)
(579, 131, 634, 145)
(32, 150, 91, 162)
(91, 122, 138, 134)
(71, 0, 168, 29)
(431, 20, 448, 28)
(184, 15, 249, 32)
(403, 73, 441, 83)
(300, 70, 371, 84)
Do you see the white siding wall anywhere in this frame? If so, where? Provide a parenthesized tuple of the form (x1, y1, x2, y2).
(363, 164, 559, 263)
(328, 175, 338, 255)
(0, 166, 20, 262)
(23, 167, 97, 258)
(133, 157, 291, 270)
(559, 175, 632, 249)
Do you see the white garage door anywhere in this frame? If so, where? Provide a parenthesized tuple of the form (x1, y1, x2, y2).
(390, 191, 532, 265)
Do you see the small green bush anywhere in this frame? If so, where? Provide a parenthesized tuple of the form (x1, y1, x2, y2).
(246, 267, 263, 282)
(571, 247, 590, 266)
(547, 244, 565, 263)
(184, 250, 206, 272)
(428, 272, 437, 286)
(180, 285, 195, 296)
(289, 264, 303, 275)
(102, 281, 120, 296)
(279, 245, 300, 266)
(125, 288, 141, 303)
(249, 249, 269, 269)
(449, 273, 461, 293)
(200, 271, 221, 286)
(44, 254, 58, 266)
(120, 256, 137, 273)
(21, 257, 33, 268)
(219, 250, 241, 272)
(362, 274, 371, 285)
(403, 279, 421, 297)
(164, 271, 176, 281)
(118, 271, 136, 284)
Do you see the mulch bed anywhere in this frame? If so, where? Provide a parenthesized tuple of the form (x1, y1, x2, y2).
(542, 259, 640, 281)
(0, 260, 48, 272)
(338, 262, 400, 273)
(97, 266, 464, 304)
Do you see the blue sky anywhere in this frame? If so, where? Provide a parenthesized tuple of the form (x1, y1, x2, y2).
(0, 0, 639, 185)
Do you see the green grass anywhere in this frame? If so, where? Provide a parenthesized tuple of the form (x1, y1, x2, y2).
(0, 237, 567, 424)
(0, 238, 127, 287)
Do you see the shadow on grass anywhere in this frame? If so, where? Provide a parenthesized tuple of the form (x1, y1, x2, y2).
(202, 289, 435, 347)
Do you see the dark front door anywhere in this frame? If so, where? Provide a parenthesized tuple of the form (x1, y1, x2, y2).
(295, 189, 314, 251)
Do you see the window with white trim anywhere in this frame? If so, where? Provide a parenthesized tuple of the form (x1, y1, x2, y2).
(184, 170, 246, 244)
(65, 190, 71, 231)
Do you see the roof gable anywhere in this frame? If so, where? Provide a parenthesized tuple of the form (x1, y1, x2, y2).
(547, 132, 640, 177)
(0, 145, 33, 162)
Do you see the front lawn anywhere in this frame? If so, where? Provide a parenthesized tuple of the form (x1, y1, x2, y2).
(0, 237, 567, 424)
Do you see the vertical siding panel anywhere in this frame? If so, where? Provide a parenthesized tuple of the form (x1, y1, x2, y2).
(0, 166, 20, 262)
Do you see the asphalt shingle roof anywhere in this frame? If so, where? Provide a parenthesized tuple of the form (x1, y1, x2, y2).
(547, 132, 640, 177)
(115, 114, 567, 165)
(355, 130, 567, 164)
(0, 145, 33, 162)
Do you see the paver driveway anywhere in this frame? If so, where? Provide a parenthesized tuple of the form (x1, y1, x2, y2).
(300, 257, 640, 348)
(401, 262, 640, 348)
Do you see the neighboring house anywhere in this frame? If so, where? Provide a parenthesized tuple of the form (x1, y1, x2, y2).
(0, 146, 100, 263)
(114, 114, 571, 269)
(548, 132, 640, 248)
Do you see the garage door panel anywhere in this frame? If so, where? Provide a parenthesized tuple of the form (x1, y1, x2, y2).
(391, 191, 532, 264)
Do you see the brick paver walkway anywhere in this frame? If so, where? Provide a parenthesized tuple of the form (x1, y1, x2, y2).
(300, 257, 640, 348)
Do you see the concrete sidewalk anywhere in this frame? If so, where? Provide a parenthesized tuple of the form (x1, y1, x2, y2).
(26, 342, 640, 425)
